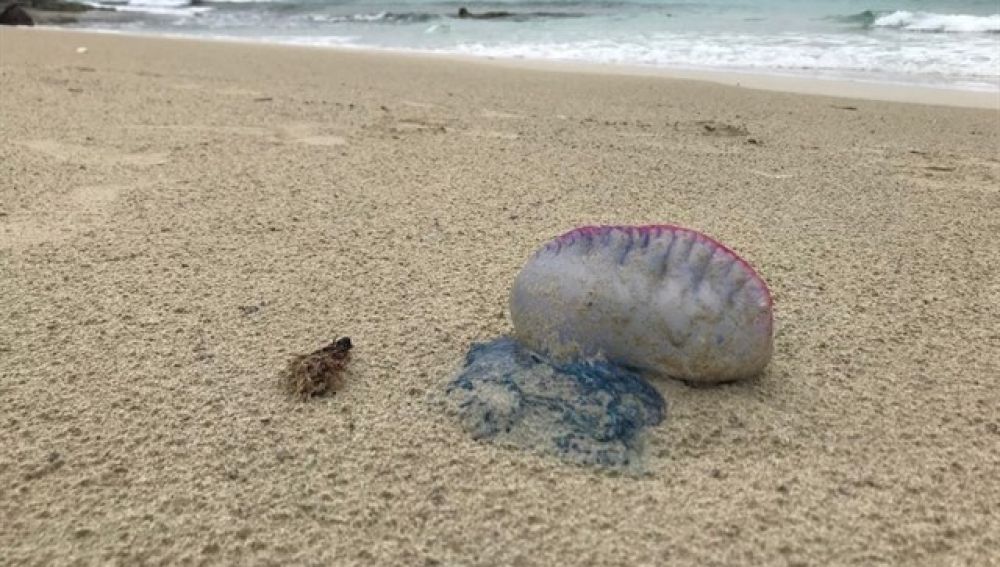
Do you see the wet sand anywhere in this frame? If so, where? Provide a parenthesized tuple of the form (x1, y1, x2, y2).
(1, 28, 998, 566)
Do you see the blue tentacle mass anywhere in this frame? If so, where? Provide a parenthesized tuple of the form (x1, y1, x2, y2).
(446, 337, 666, 468)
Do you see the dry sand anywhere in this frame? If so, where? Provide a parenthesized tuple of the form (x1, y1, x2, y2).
(1, 28, 999, 566)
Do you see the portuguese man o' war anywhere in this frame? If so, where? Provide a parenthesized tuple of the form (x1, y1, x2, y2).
(446, 225, 774, 468)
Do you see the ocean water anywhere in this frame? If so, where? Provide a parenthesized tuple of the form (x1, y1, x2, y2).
(76, 0, 1000, 91)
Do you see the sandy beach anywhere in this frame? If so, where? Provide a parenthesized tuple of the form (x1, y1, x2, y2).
(1, 28, 999, 565)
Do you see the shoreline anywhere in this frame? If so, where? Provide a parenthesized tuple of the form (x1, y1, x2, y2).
(25, 26, 1000, 109)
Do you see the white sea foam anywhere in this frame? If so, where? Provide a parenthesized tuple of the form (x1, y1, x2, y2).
(873, 11, 1000, 33)
(70, 1, 1000, 92)
(341, 11, 391, 23)
(444, 32, 1000, 88)
(90, 0, 208, 16)
(425, 23, 450, 34)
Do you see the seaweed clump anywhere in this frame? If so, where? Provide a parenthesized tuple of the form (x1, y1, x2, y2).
(281, 337, 352, 400)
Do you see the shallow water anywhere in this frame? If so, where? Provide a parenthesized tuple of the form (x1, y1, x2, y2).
(76, 0, 1000, 91)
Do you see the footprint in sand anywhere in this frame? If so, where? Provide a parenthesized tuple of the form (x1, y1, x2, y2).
(694, 120, 750, 137)
(277, 124, 347, 147)
(170, 82, 265, 99)
(0, 218, 63, 249)
(465, 130, 519, 140)
(391, 119, 448, 134)
(69, 184, 122, 214)
(891, 150, 1000, 184)
(0, 183, 129, 248)
(374, 104, 453, 136)
(137, 124, 271, 138)
(19, 140, 168, 167)
(400, 100, 438, 110)
(894, 155, 1000, 191)
(481, 109, 524, 119)
(748, 169, 793, 180)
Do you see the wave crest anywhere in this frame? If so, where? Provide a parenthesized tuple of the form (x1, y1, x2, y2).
(309, 11, 439, 24)
(872, 10, 1000, 33)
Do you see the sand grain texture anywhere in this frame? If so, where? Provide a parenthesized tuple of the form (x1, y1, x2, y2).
(1, 29, 999, 566)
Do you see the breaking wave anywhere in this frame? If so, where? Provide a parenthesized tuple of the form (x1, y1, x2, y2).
(872, 10, 1000, 33)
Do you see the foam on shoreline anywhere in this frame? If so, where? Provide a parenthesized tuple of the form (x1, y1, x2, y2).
(20, 26, 1000, 108)
(38, 0, 1000, 93)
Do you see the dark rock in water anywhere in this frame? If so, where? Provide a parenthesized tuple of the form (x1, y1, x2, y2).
(455, 6, 584, 21)
(0, 4, 34, 25)
(446, 337, 666, 468)
(23, 0, 91, 11)
(457, 7, 514, 20)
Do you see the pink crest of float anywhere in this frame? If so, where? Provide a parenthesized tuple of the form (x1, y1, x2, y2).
(546, 224, 774, 330)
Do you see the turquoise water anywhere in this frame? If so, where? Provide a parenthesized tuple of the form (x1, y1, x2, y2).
(78, 0, 1000, 90)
